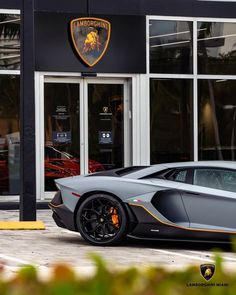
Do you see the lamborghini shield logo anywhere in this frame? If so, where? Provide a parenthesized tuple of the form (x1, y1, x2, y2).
(103, 106, 109, 113)
(200, 264, 215, 281)
(70, 17, 111, 67)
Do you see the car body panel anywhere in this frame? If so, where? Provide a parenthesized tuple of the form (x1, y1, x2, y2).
(180, 185, 236, 231)
(50, 161, 236, 243)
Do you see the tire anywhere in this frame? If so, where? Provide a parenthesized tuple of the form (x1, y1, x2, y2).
(76, 194, 128, 246)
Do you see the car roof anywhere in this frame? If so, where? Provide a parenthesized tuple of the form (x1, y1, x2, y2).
(160, 161, 236, 169)
(159, 161, 236, 169)
(123, 161, 236, 179)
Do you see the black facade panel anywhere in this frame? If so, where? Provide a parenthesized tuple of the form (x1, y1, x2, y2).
(140, 0, 195, 17)
(34, 12, 146, 73)
(34, 0, 193, 16)
(34, 0, 87, 13)
(194, 2, 236, 18)
(34, 0, 140, 14)
(1, 0, 236, 18)
(89, 0, 141, 16)
(0, 0, 21, 9)
(140, 0, 236, 18)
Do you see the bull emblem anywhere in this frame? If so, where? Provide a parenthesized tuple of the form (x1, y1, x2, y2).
(200, 264, 215, 281)
(83, 30, 101, 53)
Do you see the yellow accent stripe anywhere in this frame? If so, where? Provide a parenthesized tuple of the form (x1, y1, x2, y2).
(48, 202, 63, 209)
(0, 221, 45, 230)
(129, 203, 236, 235)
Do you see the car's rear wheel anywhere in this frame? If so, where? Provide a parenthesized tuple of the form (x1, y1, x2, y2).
(76, 194, 128, 246)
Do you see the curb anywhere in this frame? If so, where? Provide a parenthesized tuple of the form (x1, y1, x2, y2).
(0, 221, 45, 230)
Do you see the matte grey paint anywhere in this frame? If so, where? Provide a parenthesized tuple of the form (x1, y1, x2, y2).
(53, 161, 236, 240)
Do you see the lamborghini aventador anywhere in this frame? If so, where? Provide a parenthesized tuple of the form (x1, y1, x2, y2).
(49, 161, 236, 245)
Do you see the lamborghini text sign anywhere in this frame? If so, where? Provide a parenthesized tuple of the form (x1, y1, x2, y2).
(70, 17, 111, 67)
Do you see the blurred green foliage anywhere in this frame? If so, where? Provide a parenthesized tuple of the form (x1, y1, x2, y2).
(0, 253, 235, 295)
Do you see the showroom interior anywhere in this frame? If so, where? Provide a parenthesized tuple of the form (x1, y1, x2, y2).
(1, 0, 236, 216)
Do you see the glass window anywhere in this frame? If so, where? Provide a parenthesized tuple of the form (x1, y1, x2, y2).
(198, 22, 236, 75)
(149, 20, 193, 74)
(167, 169, 188, 183)
(0, 75, 20, 195)
(221, 170, 236, 193)
(0, 14, 20, 70)
(198, 79, 236, 160)
(194, 168, 236, 193)
(194, 168, 222, 189)
(44, 82, 80, 191)
(150, 79, 193, 164)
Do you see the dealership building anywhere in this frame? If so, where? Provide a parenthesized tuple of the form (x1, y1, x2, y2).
(0, 0, 236, 215)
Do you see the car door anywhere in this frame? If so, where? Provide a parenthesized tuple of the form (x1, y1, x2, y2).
(179, 168, 236, 232)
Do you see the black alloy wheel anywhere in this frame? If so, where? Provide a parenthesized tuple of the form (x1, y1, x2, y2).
(76, 194, 128, 246)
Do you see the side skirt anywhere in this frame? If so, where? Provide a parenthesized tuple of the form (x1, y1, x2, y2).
(128, 204, 232, 242)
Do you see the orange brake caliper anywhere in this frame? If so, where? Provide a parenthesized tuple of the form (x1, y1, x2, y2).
(110, 207, 120, 228)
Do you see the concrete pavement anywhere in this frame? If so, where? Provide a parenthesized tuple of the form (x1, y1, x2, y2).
(1, 209, 236, 278)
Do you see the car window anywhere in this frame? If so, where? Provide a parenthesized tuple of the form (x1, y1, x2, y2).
(166, 169, 189, 183)
(221, 170, 236, 193)
(194, 168, 236, 192)
(144, 168, 190, 183)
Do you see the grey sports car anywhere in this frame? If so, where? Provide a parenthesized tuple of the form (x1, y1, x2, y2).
(49, 161, 236, 246)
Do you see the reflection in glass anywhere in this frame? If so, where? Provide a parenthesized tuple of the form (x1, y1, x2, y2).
(44, 83, 80, 191)
(193, 168, 236, 192)
(150, 79, 193, 164)
(199, 80, 236, 160)
(0, 75, 20, 195)
(88, 84, 124, 170)
(198, 22, 236, 74)
(0, 14, 20, 70)
(149, 20, 193, 74)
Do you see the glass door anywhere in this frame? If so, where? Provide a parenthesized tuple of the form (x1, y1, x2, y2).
(85, 80, 131, 173)
(43, 77, 131, 193)
(44, 78, 81, 191)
